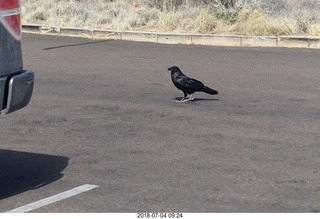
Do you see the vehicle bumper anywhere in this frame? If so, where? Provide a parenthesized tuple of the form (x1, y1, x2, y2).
(0, 70, 34, 114)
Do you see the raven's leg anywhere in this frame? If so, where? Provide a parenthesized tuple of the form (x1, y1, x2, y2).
(176, 91, 188, 102)
(182, 92, 189, 102)
(187, 94, 194, 101)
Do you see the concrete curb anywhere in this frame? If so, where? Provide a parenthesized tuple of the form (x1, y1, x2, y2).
(22, 24, 320, 49)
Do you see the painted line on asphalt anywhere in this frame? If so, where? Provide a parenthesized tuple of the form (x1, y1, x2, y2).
(7, 184, 99, 213)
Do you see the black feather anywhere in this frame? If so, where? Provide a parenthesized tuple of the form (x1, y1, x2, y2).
(167, 66, 218, 101)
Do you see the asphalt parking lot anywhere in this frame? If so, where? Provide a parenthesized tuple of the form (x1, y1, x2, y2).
(1, 33, 320, 212)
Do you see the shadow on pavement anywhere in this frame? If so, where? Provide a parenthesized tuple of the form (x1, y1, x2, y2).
(0, 149, 69, 200)
(43, 39, 113, 51)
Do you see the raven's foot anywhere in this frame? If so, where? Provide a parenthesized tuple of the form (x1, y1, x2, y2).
(176, 98, 188, 102)
(187, 95, 194, 101)
(176, 95, 194, 102)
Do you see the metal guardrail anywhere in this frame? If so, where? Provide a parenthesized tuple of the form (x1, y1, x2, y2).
(22, 24, 320, 49)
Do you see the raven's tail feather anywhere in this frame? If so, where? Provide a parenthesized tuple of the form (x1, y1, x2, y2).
(203, 86, 218, 95)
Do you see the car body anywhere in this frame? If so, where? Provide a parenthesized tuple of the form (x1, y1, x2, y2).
(0, 0, 34, 114)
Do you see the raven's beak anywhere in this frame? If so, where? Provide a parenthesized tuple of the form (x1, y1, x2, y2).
(167, 67, 172, 71)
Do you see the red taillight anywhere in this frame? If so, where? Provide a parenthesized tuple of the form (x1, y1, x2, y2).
(4, 13, 20, 36)
(0, 0, 21, 41)
(0, 0, 19, 10)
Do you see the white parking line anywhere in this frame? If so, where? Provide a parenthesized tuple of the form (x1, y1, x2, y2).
(7, 184, 99, 213)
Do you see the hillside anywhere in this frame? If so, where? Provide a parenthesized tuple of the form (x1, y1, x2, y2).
(21, 0, 320, 36)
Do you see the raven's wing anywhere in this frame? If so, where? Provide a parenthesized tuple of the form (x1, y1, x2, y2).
(176, 76, 205, 91)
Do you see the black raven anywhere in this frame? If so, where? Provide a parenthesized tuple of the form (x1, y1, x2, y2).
(168, 66, 218, 102)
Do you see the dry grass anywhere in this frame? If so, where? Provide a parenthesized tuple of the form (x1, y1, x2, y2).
(20, 0, 320, 36)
